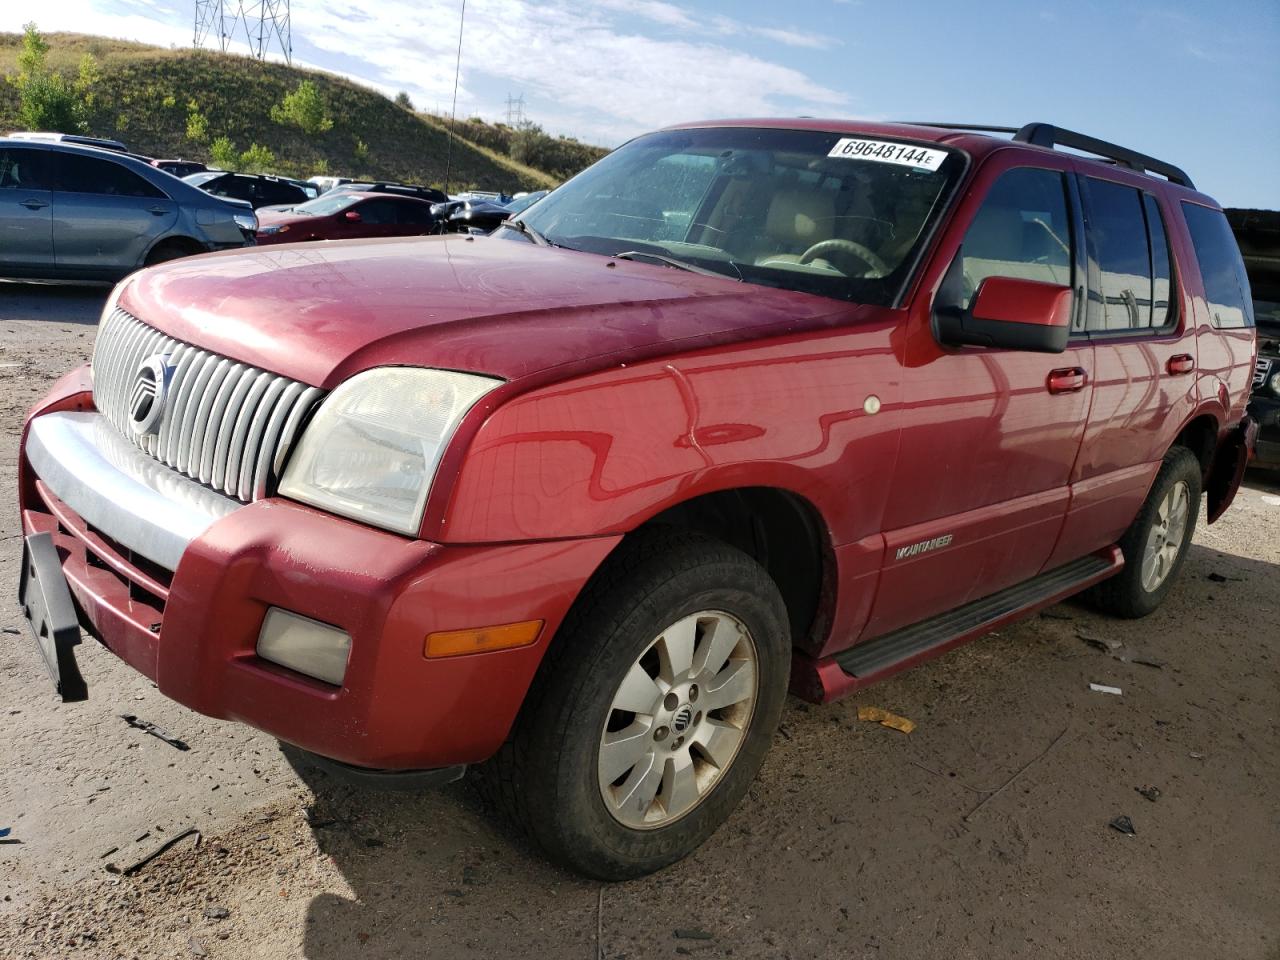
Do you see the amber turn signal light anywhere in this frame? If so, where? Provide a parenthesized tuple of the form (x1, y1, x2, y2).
(424, 619, 544, 659)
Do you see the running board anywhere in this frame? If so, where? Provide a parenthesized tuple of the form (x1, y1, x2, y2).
(790, 547, 1123, 704)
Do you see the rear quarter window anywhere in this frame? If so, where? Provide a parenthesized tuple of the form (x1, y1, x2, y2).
(1182, 202, 1254, 329)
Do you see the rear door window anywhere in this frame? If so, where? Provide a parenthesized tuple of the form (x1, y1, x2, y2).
(1182, 202, 1254, 329)
(1082, 177, 1176, 331)
(0, 147, 52, 190)
(55, 153, 166, 198)
(356, 199, 397, 224)
(959, 167, 1073, 310)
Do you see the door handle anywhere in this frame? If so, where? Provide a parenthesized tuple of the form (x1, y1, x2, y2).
(1047, 367, 1088, 394)
(20, 198, 49, 210)
(147, 206, 169, 216)
(1167, 354, 1195, 375)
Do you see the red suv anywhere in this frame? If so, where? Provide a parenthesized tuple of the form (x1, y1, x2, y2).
(254, 190, 438, 244)
(17, 120, 1257, 879)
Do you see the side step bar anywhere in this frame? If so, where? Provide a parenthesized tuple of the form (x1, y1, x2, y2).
(790, 547, 1122, 704)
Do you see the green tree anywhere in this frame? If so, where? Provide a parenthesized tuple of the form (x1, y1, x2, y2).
(239, 143, 275, 174)
(186, 109, 208, 144)
(353, 138, 369, 163)
(269, 79, 333, 134)
(394, 91, 412, 110)
(7, 22, 91, 133)
(210, 136, 238, 170)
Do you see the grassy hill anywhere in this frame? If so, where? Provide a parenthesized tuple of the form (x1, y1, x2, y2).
(0, 32, 607, 192)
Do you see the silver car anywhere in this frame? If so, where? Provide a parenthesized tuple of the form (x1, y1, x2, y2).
(0, 138, 257, 282)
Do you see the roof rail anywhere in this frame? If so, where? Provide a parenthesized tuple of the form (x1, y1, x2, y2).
(899, 121, 1195, 189)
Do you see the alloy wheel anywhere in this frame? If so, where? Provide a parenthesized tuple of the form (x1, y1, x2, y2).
(1140, 479, 1190, 592)
(597, 610, 758, 830)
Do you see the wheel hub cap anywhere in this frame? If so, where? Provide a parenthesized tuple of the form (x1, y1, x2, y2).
(597, 610, 758, 830)
(1140, 480, 1190, 593)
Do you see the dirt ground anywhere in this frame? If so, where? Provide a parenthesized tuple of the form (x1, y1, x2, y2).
(1, 280, 1278, 960)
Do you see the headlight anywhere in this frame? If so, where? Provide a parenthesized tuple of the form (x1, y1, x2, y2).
(233, 212, 258, 232)
(1270, 369, 1280, 394)
(258, 224, 287, 236)
(278, 367, 501, 535)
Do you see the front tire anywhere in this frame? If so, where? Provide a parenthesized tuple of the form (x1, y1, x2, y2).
(1091, 447, 1201, 618)
(482, 530, 790, 880)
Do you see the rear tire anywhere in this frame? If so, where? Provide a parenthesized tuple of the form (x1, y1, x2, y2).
(144, 238, 204, 266)
(1091, 447, 1201, 618)
(478, 530, 790, 880)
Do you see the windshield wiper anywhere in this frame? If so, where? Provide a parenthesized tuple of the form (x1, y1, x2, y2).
(503, 218, 551, 246)
(613, 250, 742, 282)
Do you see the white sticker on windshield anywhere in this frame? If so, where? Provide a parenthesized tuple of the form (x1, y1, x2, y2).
(828, 138, 947, 171)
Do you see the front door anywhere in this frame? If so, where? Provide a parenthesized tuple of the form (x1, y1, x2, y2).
(864, 160, 1093, 638)
(0, 146, 54, 273)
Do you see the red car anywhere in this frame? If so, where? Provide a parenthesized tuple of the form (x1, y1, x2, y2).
(17, 119, 1257, 880)
(253, 190, 437, 243)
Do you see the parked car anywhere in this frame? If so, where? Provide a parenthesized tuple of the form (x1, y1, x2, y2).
(254, 190, 437, 243)
(151, 159, 209, 179)
(430, 197, 512, 233)
(1227, 208, 1280, 469)
(17, 120, 1256, 881)
(0, 138, 256, 281)
(308, 175, 353, 194)
(183, 171, 310, 209)
(342, 181, 448, 203)
(504, 189, 548, 216)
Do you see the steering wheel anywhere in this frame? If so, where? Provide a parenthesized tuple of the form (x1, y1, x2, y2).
(799, 238, 890, 278)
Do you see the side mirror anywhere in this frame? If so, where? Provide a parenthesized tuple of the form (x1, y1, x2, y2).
(344, 210, 362, 222)
(935, 274, 1072, 354)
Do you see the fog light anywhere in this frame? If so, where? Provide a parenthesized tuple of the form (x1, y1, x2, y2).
(257, 608, 351, 686)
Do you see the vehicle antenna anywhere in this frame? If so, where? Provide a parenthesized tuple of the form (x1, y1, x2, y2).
(443, 0, 466, 197)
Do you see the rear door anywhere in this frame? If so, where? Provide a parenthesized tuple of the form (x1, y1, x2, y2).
(339, 198, 401, 238)
(0, 145, 54, 272)
(1045, 176, 1198, 566)
(866, 158, 1092, 638)
(389, 198, 436, 236)
(51, 151, 177, 276)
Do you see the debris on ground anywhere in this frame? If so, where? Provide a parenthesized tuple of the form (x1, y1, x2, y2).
(1206, 572, 1242, 583)
(1129, 656, 1167, 669)
(1089, 683, 1123, 695)
(188, 937, 208, 957)
(203, 906, 230, 921)
(1109, 815, 1136, 835)
(1136, 785, 1161, 802)
(1079, 631, 1123, 651)
(857, 706, 916, 734)
(105, 827, 201, 876)
(120, 714, 190, 751)
(674, 928, 715, 940)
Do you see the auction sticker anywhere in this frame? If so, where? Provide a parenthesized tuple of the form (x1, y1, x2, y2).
(828, 138, 947, 171)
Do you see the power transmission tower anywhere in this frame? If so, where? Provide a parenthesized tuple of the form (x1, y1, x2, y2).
(194, 0, 293, 64)
(504, 93, 526, 127)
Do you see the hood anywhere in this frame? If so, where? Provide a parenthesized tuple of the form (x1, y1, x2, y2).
(255, 208, 316, 227)
(119, 235, 864, 388)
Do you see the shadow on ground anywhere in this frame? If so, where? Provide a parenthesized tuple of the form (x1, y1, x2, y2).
(0, 280, 111, 326)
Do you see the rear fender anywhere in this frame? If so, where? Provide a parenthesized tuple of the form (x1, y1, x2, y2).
(1206, 415, 1258, 523)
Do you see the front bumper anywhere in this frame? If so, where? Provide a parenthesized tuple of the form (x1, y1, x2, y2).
(19, 378, 618, 770)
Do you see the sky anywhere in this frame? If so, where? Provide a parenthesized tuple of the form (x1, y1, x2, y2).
(3, 0, 1278, 208)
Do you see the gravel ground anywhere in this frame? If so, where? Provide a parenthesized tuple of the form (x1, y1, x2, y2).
(1, 280, 1278, 960)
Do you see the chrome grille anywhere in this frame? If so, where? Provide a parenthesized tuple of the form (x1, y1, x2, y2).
(92, 307, 323, 502)
(1255, 356, 1274, 389)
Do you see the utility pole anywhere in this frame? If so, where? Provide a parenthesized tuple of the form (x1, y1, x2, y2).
(194, 0, 292, 64)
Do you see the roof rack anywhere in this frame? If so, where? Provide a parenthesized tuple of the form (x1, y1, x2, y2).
(901, 121, 1195, 189)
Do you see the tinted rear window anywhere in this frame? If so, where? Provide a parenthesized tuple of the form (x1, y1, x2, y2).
(1182, 202, 1253, 329)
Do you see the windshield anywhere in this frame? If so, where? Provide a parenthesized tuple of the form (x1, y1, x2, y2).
(292, 192, 362, 216)
(512, 126, 964, 304)
(184, 171, 221, 187)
